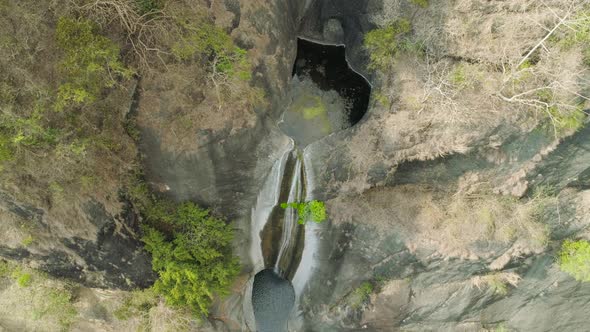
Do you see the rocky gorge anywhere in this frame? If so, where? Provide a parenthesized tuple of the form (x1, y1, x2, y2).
(1, 0, 590, 331)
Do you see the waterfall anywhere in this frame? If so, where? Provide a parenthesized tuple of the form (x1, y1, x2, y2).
(250, 146, 319, 332)
(274, 156, 304, 275)
(250, 146, 292, 272)
(250, 144, 319, 283)
(291, 147, 319, 297)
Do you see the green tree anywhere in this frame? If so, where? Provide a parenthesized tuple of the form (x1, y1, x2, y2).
(141, 202, 240, 316)
(364, 19, 412, 71)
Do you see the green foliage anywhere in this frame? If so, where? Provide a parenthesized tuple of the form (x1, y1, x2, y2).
(134, 0, 163, 15)
(0, 260, 77, 330)
(79, 175, 97, 191)
(373, 92, 390, 108)
(364, 19, 412, 71)
(280, 200, 327, 225)
(349, 282, 374, 308)
(17, 272, 32, 287)
(137, 194, 240, 316)
(0, 133, 14, 169)
(450, 64, 467, 87)
(410, 0, 429, 8)
(0, 104, 59, 164)
(0, 260, 13, 278)
(32, 287, 78, 330)
(124, 117, 141, 141)
(172, 17, 251, 80)
(55, 17, 133, 111)
(114, 289, 158, 320)
(494, 323, 509, 332)
(559, 239, 590, 282)
(557, 12, 590, 49)
(518, 59, 534, 70)
(487, 276, 508, 295)
(532, 88, 586, 135)
(555, 11, 590, 68)
(546, 106, 586, 134)
(49, 181, 65, 200)
(21, 235, 34, 247)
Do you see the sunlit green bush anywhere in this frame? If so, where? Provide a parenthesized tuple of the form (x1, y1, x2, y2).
(559, 239, 590, 282)
(281, 200, 327, 224)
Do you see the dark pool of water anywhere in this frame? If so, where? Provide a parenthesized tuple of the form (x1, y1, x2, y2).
(252, 269, 295, 332)
(292, 38, 371, 125)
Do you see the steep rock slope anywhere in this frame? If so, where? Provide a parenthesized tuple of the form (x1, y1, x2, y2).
(0, 0, 154, 289)
(295, 1, 590, 331)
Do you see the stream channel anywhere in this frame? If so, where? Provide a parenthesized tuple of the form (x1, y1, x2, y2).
(249, 38, 371, 331)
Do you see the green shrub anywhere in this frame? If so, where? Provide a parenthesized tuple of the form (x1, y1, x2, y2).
(32, 287, 78, 330)
(17, 273, 32, 287)
(554, 11, 590, 69)
(450, 64, 467, 87)
(364, 19, 412, 71)
(0, 260, 13, 277)
(557, 12, 590, 49)
(134, 0, 163, 15)
(546, 106, 586, 134)
(410, 0, 429, 8)
(21, 235, 34, 247)
(486, 276, 508, 295)
(349, 281, 374, 308)
(114, 289, 158, 320)
(0, 105, 59, 163)
(559, 239, 590, 281)
(55, 17, 133, 111)
(280, 200, 327, 224)
(0, 133, 14, 169)
(172, 17, 251, 80)
(141, 201, 240, 316)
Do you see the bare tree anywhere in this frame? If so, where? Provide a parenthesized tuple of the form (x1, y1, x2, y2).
(73, 0, 173, 70)
(496, 2, 590, 137)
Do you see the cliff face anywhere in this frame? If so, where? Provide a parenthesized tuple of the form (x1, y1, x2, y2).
(2, 0, 590, 331)
(293, 1, 590, 331)
(0, 0, 155, 290)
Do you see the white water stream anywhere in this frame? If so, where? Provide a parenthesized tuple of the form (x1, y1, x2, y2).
(249, 143, 292, 272)
(249, 141, 320, 295)
(274, 156, 303, 274)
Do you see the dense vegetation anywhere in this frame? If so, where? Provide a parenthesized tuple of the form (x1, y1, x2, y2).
(1, 0, 249, 319)
(559, 239, 590, 282)
(364, 19, 413, 71)
(55, 17, 133, 111)
(281, 200, 327, 224)
(130, 181, 240, 316)
(0, 3, 137, 199)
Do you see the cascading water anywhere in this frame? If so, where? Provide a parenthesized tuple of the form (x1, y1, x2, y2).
(251, 38, 371, 332)
(275, 156, 304, 275)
